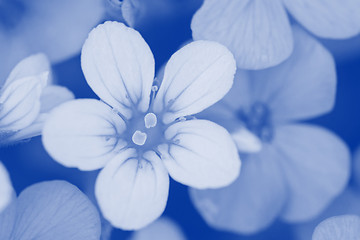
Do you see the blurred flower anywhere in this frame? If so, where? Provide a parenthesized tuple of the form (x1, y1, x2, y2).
(295, 188, 360, 240)
(0, 54, 74, 144)
(0, 180, 101, 240)
(0, 162, 14, 213)
(0, 0, 104, 81)
(42, 21, 240, 230)
(312, 215, 360, 240)
(191, 0, 360, 70)
(189, 27, 350, 234)
(130, 217, 186, 240)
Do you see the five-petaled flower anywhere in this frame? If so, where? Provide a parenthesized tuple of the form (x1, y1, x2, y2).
(42, 21, 241, 230)
(190, 27, 350, 234)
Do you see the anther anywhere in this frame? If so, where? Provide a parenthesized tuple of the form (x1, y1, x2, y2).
(132, 130, 147, 146)
(144, 112, 157, 128)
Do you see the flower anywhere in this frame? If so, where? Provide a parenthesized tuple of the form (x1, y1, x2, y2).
(0, 161, 14, 213)
(42, 21, 241, 230)
(312, 215, 360, 240)
(0, 53, 74, 144)
(191, 0, 360, 70)
(0, 180, 101, 240)
(189, 27, 350, 234)
(0, 0, 104, 81)
(130, 217, 186, 240)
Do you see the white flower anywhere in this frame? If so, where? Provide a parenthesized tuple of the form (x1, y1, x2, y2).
(42, 21, 241, 230)
(0, 53, 74, 144)
(0, 162, 14, 213)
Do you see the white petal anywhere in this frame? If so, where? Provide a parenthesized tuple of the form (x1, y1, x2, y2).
(158, 119, 240, 189)
(0, 162, 14, 213)
(81, 21, 155, 118)
(42, 99, 127, 171)
(4, 85, 74, 143)
(274, 124, 350, 222)
(191, 0, 293, 69)
(312, 215, 360, 240)
(283, 0, 360, 39)
(231, 127, 262, 153)
(130, 217, 186, 240)
(95, 149, 169, 230)
(153, 41, 236, 124)
(4, 53, 50, 87)
(0, 73, 47, 132)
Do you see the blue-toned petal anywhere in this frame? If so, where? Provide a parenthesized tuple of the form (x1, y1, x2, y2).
(159, 119, 240, 189)
(283, 0, 360, 39)
(312, 215, 360, 240)
(95, 149, 169, 230)
(274, 124, 350, 222)
(81, 21, 155, 118)
(0, 162, 14, 213)
(0, 180, 101, 240)
(246, 27, 336, 123)
(191, 0, 293, 69)
(190, 144, 286, 234)
(130, 217, 186, 240)
(4, 85, 74, 143)
(42, 99, 127, 171)
(153, 41, 236, 124)
(0, 0, 104, 80)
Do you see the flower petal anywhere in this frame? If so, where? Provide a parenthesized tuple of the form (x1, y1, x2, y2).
(274, 124, 350, 222)
(158, 119, 240, 189)
(0, 180, 101, 240)
(244, 27, 336, 123)
(312, 215, 360, 240)
(95, 149, 169, 230)
(81, 21, 155, 118)
(189, 145, 287, 234)
(0, 162, 14, 213)
(42, 99, 127, 171)
(4, 53, 50, 87)
(191, 0, 293, 69)
(283, 0, 360, 39)
(130, 217, 186, 240)
(0, 73, 47, 132)
(4, 85, 74, 143)
(153, 41, 236, 124)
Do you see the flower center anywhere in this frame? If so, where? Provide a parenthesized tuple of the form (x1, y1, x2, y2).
(0, 0, 25, 30)
(237, 102, 274, 142)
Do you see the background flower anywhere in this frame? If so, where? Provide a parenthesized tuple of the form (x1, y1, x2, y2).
(191, 0, 360, 69)
(0, 180, 101, 240)
(189, 27, 350, 234)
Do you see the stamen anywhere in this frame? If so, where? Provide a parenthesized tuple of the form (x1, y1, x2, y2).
(132, 130, 147, 146)
(144, 112, 157, 128)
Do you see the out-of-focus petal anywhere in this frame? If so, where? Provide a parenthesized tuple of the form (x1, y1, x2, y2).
(0, 73, 47, 132)
(0, 162, 14, 213)
(0, 180, 101, 240)
(283, 0, 360, 39)
(4, 53, 50, 87)
(42, 99, 127, 171)
(130, 217, 186, 240)
(4, 85, 74, 143)
(81, 21, 155, 118)
(274, 124, 350, 222)
(231, 127, 262, 153)
(95, 149, 169, 230)
(190, 144, 286, 234)
(245, 27, 336, 123)
(159, 119, 240, 189)
(0, 0, 104, 80)
(153, 41, 236, 124)
(191, 0, 293, 69)
(312, 215, 360, 240)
